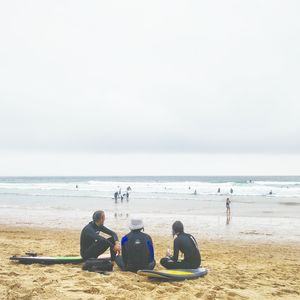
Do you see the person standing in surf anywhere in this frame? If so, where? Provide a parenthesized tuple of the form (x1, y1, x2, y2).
(80, 210, 120, 260)
(160, 221, 201, 269)
(226, 197, 231, 214)
(114, 191, 118, 203)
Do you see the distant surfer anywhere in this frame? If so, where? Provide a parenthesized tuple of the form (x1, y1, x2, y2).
(127, 186, 132, 191)
(114, 191, 118, 203)
(126, 191, 129, 202)
(160, 221, 201, 269)
(226, 197, 231, 215)
(230, 188, 233, 194)
(217, 187, 220, 193)
(76, 185, 78, 189)
(269, 190, 273, 195)
(193, 189, 197, 195)
(80, 210, 120, 260)
(115, 217, 155, 272)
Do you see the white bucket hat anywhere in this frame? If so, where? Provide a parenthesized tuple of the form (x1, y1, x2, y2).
(129, 217, 144, 230)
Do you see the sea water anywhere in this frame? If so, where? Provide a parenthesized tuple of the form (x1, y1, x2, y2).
(0, 176, 300, 242)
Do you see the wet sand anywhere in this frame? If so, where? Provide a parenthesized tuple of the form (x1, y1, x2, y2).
(1, 225, 300, 299)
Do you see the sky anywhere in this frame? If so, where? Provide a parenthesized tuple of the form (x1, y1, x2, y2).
(0, 0, 299, 175)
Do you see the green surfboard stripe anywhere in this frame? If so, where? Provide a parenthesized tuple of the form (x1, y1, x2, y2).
(53, 257, 82, 260)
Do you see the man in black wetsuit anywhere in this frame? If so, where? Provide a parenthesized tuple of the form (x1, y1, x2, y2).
(115, 217, 155, 272)
(114, 191, 118, 203)
(160, 221, 201, 269)
(80, 210, 120, 260)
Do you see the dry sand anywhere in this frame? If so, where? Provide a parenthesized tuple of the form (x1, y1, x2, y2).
(1, 225, 300, 300)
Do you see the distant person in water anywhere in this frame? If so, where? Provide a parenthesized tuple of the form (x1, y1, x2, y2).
(80, 210, 120, 260)
(193, 189, 197, 195)
(226, 198, 231, 214)
(127, 186, 132, 191)
(126, 191, 129, 202)
(114, 191, 118, 203)
(230, 188, 233, 194)
(115, 217, 155, 272)
(160, 221, 201, 269)
(269, 190, 273, 195)
(217, 187, 220, 193)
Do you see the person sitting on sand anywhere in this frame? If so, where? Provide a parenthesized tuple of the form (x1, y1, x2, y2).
(80, 210, 120, 260)
(160, 221, 201, 269)
(115, 217, 155, 272)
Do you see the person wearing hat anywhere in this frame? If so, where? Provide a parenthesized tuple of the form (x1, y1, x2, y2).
(160, 221, 201, 269)
(115, 217, 155, 272)
(80, 210, 120, 260)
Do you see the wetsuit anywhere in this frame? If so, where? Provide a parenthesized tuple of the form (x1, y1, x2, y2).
(160, 232, 201, 269)
(114, 192, 118, 203)
(115, 230, 155, 272)
(226, 199, 230, 209)
(80, 221, 118, 260)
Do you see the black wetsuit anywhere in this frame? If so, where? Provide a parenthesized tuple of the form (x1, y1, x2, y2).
(115, 230, 155, 272)
(80, 221, 118, 260)
(114, 192, 118, 203)
(160, 232, 201, 269)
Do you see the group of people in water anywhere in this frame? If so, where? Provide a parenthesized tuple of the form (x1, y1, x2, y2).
(192, 187, 234, 195)
(114, 186, 131, 203)
(80, 210, 201, 272)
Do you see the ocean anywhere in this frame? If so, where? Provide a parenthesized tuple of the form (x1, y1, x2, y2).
(0, 176, 300, 242)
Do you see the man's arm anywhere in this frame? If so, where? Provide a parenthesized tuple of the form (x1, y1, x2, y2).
(121, 236, 128, 265)
(84, 225, 114, 246)
(170, 238, 179, 262)
(100, 225, 119, 243)
(147, 236, 154, 263)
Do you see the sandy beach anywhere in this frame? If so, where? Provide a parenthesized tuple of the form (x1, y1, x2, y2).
(1, 226, 300, 300)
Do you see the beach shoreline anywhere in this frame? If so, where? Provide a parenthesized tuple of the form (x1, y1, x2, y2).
(1, 176, 300, 244)
(1, 225, 300, 299)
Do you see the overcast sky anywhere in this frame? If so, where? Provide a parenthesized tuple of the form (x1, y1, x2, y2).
(0, 1, 299, 175)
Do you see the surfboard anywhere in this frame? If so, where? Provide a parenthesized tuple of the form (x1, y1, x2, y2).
(137, 267, 208, 281)
(10, 253, 111, 265)
(10, 255, 84, 265)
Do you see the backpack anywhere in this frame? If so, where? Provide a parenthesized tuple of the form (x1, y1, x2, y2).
(82, 258, 113, 273)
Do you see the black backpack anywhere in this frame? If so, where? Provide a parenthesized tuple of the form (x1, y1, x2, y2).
(82, 258, 113, 273)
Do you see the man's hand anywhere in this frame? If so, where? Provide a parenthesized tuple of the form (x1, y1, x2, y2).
(113, 241, 121, 254)
(166, 248, 171, 257)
